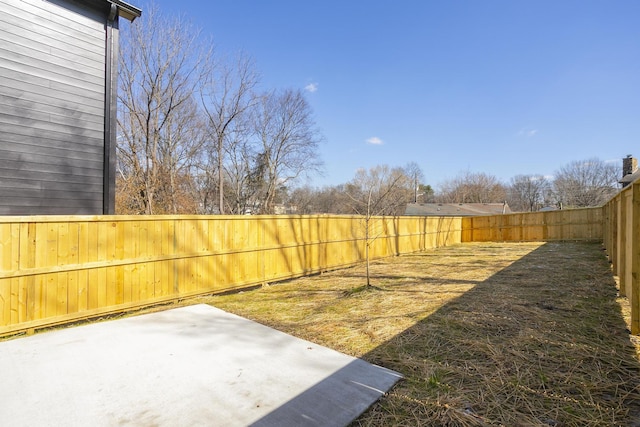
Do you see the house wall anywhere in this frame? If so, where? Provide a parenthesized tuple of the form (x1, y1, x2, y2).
(0, 0, 109, 214)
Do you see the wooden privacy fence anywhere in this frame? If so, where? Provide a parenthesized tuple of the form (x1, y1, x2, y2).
(462, 208, 603, 242)
(0, 215, 463, 335)
(603, 182, 640, 334)
(0, 207, 609, 336)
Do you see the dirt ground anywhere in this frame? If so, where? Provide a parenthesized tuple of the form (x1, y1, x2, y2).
(206, 241, 640, 426)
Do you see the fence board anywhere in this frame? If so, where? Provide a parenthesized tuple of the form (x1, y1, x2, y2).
(86, 221, 98, 310)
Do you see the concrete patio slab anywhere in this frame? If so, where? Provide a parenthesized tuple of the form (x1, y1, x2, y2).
(0, 304, 401, 426)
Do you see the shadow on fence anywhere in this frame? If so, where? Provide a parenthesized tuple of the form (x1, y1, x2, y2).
(0, 215, 464, 336)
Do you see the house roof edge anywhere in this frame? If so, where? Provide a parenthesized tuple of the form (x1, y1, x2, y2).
(107, 0, 141, 21)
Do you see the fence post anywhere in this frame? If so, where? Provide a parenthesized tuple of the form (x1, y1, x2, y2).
(610, 198, 617, 271)
(631, 183, 640, 334)
(620, 194, 628, 296)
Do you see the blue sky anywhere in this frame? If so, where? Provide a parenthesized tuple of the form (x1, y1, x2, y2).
(143, 0, 639, 189)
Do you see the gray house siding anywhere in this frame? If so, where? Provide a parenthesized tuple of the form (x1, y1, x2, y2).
(0, 0, 105, 214)
(0, 0, 140, 215)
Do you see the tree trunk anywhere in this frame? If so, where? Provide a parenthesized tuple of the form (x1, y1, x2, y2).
(218, 138, 224, 214)
(365, 188, 372, 287)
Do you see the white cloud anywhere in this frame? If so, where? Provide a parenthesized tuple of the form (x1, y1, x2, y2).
(304, 83, 318, 93)
(517, 127, 538, 138)
(366, 137, 383, 145)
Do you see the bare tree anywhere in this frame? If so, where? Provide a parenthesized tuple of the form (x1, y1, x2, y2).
(117, 6, 209, 214)
(404, 161, 426, 203)
(436, 171, 507, 204)
(200, 52, 259, 214)
(286, 186, 317, 214)
(252, 89, 323, 214)
(294, 185, 352, 214)
(344, 165, 412, 287)
(508, 175, 549, 212)
(346, 165, 413, 216)
(224, 137, 271, 214)
(552, 158, 619, 208)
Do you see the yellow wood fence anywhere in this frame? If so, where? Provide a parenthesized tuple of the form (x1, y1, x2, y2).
(602, 182, 640, 334)
(462, 208, 603, 242)
(0, 215, 462, 335)
(1, 207, 610, 337)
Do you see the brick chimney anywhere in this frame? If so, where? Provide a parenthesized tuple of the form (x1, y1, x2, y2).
(623, 154, 638, 177)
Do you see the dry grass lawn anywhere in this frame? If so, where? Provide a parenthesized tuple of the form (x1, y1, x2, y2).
(201, 241, 640, 426)
(10, 241, 638, 425)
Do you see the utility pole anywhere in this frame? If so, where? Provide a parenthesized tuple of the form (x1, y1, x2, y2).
(413, 174, 423, 203)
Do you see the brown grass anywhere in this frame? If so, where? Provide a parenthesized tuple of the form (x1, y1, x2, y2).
(203, 241, 640, 426)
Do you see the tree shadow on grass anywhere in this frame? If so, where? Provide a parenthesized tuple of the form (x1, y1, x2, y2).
(354, 242, 640, 426)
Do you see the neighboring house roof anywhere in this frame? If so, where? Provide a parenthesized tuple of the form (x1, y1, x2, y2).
(405, 203, 511, 217)
(619, 169, 640, 187)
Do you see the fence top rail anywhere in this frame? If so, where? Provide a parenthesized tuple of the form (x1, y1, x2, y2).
(0, 214, 466, 224)
(0, 209, 606, 224)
